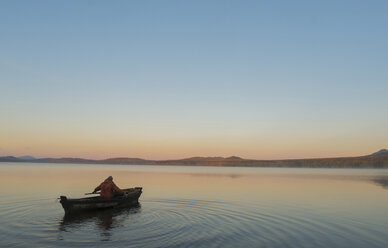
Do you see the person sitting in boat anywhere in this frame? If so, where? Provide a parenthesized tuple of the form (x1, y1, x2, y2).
(92, 176, 124, 199)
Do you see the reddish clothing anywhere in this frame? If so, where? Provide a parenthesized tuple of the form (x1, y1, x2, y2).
(94, 179, 124, 199)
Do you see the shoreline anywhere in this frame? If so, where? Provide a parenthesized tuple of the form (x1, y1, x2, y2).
(1, 154, 388, 169)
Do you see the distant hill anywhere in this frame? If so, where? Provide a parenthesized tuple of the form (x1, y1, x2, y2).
(18, 156, 36, 160)
(36, 157, 94, 164)
(370, 149, 388, 156)
(1, 149, 387, 168)
(0, 156, 20, 162)
(99, 157, 150, 165)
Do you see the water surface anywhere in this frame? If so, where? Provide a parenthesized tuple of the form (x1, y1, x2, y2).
(1, 163, 388, 247)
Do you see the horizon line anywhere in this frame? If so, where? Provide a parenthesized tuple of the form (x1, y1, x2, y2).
(3, 149, 386, 162)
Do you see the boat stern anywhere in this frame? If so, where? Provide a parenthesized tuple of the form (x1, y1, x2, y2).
(59, 196, 71, 213)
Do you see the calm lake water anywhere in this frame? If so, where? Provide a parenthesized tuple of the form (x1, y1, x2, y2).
(0, 163, 388, 247)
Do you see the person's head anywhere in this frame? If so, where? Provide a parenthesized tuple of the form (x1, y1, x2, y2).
(106, 176, 113, 181)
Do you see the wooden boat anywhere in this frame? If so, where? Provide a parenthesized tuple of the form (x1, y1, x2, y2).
(59, 187, 142, 214)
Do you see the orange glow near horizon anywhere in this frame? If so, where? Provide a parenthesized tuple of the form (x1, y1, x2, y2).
(1, 119, 386, 160)
(1, 133, 384, 160)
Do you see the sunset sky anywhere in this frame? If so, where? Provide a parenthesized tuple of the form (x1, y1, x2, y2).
(1, 1, 387, 160)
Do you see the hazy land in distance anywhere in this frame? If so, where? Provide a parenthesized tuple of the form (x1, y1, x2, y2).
(1, 149, 388, 168)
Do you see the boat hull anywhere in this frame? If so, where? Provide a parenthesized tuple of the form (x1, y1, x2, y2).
(60, 187, 142, 214)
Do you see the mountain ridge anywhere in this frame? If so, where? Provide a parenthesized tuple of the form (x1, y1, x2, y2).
(1, 150, 387, 168)
(371, 149, 388, 156)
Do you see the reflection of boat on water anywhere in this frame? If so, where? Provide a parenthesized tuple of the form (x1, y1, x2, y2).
(59, 187, 142, 214)
(59, 204, 141, 241)
(60, 203, 141, 229)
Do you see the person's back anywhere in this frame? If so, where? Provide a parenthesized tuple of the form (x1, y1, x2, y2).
(93, 176, 124, 199)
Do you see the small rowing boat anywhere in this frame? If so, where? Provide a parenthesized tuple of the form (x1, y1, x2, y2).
(59, 187, 142, 214)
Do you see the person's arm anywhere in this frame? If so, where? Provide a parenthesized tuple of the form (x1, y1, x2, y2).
(111, 181, 124, 194)
(93, 183, 102, 193)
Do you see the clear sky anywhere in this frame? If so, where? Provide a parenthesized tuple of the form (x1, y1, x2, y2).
(1, 0, 387, 160)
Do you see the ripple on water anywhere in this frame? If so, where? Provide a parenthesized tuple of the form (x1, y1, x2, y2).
(0, 196, 387, 248)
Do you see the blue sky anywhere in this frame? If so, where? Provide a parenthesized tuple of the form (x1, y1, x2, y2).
(1, 1, 387, 159)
